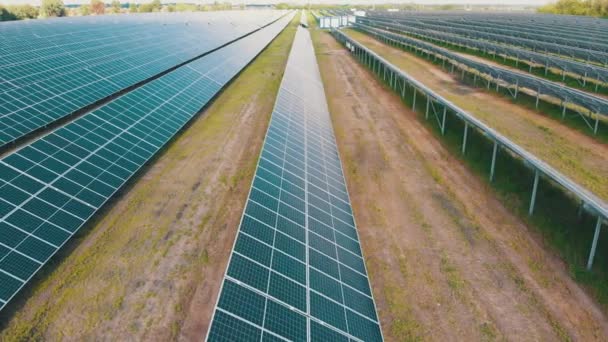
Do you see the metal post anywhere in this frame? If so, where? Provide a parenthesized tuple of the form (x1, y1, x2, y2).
(462, 122, 468, 155)
(562, 103, 567, 119)
(490, 141, 498, 182)
(425, 98, 430, 120)
(514, 82, 519, 99)
(587, 216, 603, 270)
(473, 74, 477, 86)
(441, 107, 447, 135)
(577, 201, 585, 220)
(594, 114, 600, 135)
(412, 90, 417, 110)
(582, 72, 587, 86)
(529, 170, 539, 215)
(535, 92, 540, 109)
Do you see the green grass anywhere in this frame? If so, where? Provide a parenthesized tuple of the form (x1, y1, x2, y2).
(337, 31, 608, 311)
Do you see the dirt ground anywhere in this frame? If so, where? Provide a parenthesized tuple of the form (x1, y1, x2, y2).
(0, 17, 299, 341)
(343, 29, 608, 202)
(311, 27, 608, 341)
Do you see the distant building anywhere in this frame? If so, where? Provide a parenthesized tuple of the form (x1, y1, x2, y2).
(245, 4, 275, 10)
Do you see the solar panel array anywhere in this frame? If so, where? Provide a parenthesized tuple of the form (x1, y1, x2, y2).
(207, 27, 383, 342)
(362, 14, 608, 65)
(0, 13, 293, 311)
(356, 17, 608, 85)
(0, 11, 284, 148)
(354, 23, 608, 118)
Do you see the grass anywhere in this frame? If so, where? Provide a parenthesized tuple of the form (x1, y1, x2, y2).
(439, 253, 466, 297)
(336, 29, 608, 311)
(0, 14, 301, 341)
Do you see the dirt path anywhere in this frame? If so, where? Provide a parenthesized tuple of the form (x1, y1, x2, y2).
(311, 27, 608, 341)
(0, 18, 299, 342)
(344, 29, 608, 202)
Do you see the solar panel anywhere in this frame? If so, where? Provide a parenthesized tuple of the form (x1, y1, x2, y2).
(206, 27, 383, 342)
(0, 13, 293, 311)
(0, 11, 286, 148)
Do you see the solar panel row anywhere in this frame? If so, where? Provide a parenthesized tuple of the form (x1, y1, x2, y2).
(0, 11, 285, 148)
(0, 13, 293, 311)
(207, 26, 383, 342)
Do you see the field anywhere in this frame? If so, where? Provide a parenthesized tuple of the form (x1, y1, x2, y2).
(1, 8, 608, 342)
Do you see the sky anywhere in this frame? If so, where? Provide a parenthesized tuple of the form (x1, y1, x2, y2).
(1, 0, 554, 6)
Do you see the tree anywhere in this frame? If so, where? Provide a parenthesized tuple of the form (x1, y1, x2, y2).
(40, 0, 66, 17)
(0, 5, 18, 21)
(138, 3, 154, 12)
(111, 0, 121, 13)
(138, 0, 160, 12)
(90, 0, 105, 15)
(175, 3, 198, 11)
(129, 3, 138, 13)
(538, 0, 608, 16)
(7, 5, 38, 19)
(80, 4, 91, 15)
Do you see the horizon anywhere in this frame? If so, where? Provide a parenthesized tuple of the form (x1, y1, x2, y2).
(1, 0, 552, 7)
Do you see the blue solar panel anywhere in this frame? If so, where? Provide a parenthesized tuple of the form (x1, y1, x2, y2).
(0, 11, 285, 148)
(207, 26, 383, 342)
(0, 13, 293, 311)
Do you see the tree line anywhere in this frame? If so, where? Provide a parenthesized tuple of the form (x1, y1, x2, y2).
(1, 0, 235, 22)
(538, 0, 608, 16)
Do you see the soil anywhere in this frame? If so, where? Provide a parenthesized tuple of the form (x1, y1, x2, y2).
(312, 27, 608, 341)
(344, 29, 608, 202)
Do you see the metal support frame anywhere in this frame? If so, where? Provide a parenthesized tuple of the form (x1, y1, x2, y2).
(441, 107, 447, 135)
(529, 169, 539, 215)
(462, 122, 468, 154)
(490, 141, 498, 182)
(412, 89, 417, 110)
(587, 216, 603, 270)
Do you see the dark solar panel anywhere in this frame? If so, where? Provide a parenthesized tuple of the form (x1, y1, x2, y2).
(0, 13, 293, 311)
(0, 11, 285, 148)
(207, 26, 383, 342)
